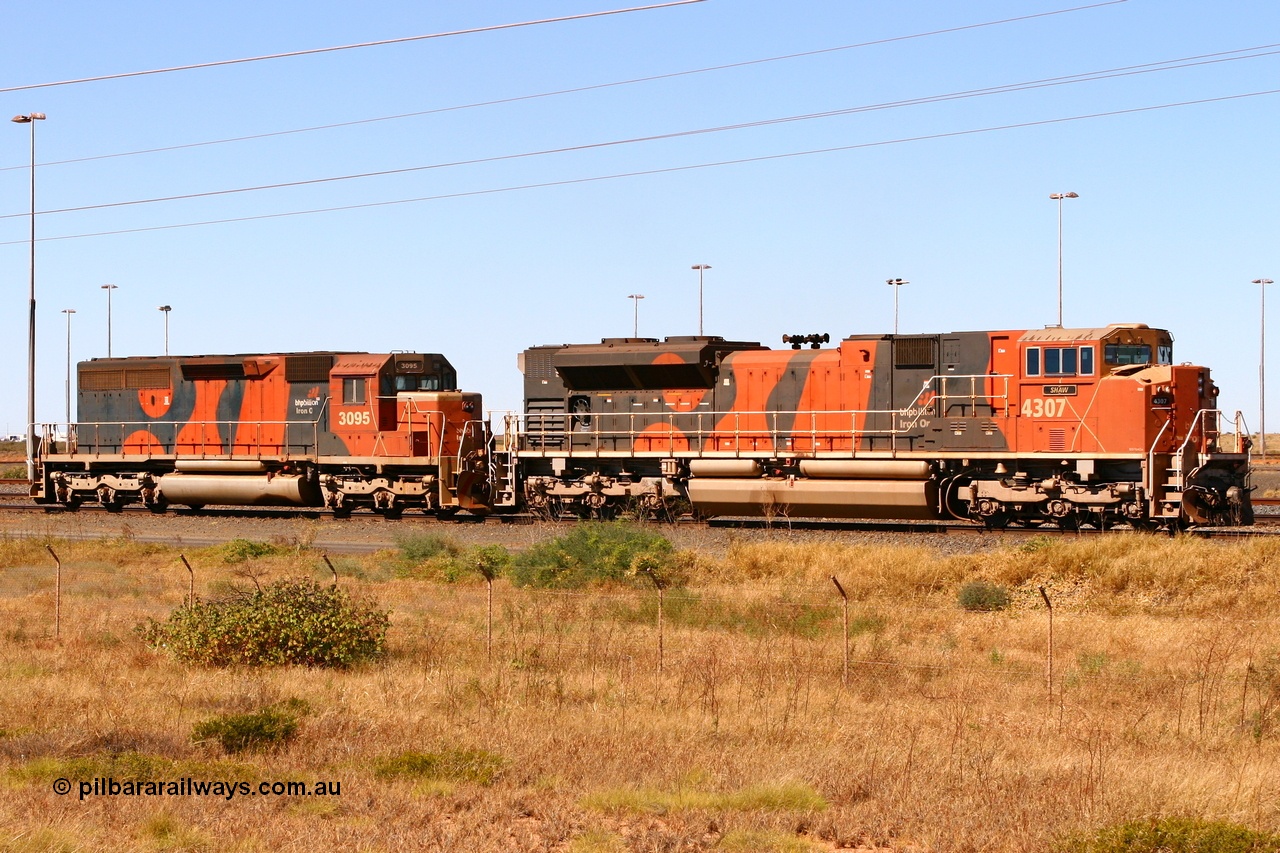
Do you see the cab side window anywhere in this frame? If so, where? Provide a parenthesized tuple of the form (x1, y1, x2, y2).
(342, 378, 365, 405)
(1044, 347, 1078, 376)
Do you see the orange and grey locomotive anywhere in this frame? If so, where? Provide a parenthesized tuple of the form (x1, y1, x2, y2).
(33, 351, 492, 516)
(505, 324, 1251, 530)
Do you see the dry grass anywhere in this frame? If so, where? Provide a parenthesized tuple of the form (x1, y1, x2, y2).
(1, 530, 1280, 851)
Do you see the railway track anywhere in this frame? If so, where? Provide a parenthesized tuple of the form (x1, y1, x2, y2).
(0, 497, 1271, 539)
(3, 476, 1275, 537)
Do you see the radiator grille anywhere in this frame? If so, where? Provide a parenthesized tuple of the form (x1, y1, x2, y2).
(80, 367, 170, 391)
(285, 354, 334, 384)
(1049, 429, 1066, 452)
(893, 337, 935, 369)
(524, 348, 558, 381)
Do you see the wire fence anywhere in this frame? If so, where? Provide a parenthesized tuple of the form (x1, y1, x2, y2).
(3, 549, 1279, 743)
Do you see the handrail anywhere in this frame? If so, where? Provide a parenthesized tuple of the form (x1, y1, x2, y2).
(511, 373, 1014, 456)
(39, 417, 326, 459)
(1170, 408, 1240, 486)
(1145, 416, 1172, 490)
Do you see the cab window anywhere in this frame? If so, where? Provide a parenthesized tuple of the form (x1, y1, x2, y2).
(342, 378, 366, 404)
(1105, 344, 1152, 366)
(1044, 347, 1078, 376)
(1028, 345, 1094, 377)
(393, 374, 443, 392)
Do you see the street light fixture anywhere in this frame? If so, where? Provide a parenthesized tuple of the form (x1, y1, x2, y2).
(12, 111, 45, 481)
(101, 284, 118, 357)
(691, 264, 711, 336)
(158, 305, 172, 356)
(628, 294, 645, 338)
(1255, 277, 1274, 458)
(886, 278, 909, 335)
(1049, 191, 1080, 327)
(61, 309, 75, 429)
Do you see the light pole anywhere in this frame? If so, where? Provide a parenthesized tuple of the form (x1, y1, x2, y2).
(691, 264, 711, 335)
(628, 294, 645, 338)
(61, 309, 75, 428)
(158, 305, 172, 356)
(1050, 191, 1079, 327)
(101, 284, 118, 357)
(12, 111, 45, 480)
(1255, 278, 1274, 458)
(886, 278, 909, 335)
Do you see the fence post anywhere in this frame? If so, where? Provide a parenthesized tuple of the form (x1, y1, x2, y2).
(45, 545, 60, 638)
(1242, 658, 1254, 730)
(641, 567, 665, 674)
(1040, 585, 1054, 711)
(831, 575, 849, 685)
(475, 559, 497, 664)
(321, 554, 339, 588)
(179, 555, 195, 605)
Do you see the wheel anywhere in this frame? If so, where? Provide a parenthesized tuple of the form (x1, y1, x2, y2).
(981, 512, 1010, 530)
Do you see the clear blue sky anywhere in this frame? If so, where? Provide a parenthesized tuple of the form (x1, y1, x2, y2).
(1, 0, 1277, 433)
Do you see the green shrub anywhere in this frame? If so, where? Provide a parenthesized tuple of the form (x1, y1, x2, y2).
(470, 544, 511, 580)
(957, 580, 1011, 612)
(390, 536, 511, 583)
(396, 534, 457, 562)
(1058, 817, 1280, 852)
(508, 522, 674, 588)
(1, 465, 25, 480)
(372, 749, 505, 785)
(217, 539, 280, 564)
(136, 578, 389, 668)
(192, 701, 307, 753)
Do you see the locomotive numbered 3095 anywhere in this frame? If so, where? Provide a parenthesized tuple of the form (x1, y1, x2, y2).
(31, 322, 1252, 530)
(504, 323, 1251, 530)
(33, 351, 492, 517)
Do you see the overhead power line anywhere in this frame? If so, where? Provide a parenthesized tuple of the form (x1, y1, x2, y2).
(0, 0, 705, 95)
(7, 42, 1277, 221)
(0, 0, 1127, 173)
(7, 86, 1278, 246)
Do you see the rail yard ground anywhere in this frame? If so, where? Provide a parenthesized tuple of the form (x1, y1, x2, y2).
(4, 509, 1280, 852)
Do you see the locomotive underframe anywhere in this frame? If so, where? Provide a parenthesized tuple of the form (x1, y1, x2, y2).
(510, 448, 1252, 529)
(34, 452, 477, 518)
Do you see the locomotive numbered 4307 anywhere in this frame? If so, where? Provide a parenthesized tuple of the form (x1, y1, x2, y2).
(504, 323, 1251, 530)
(31, 322, 1252, 530)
